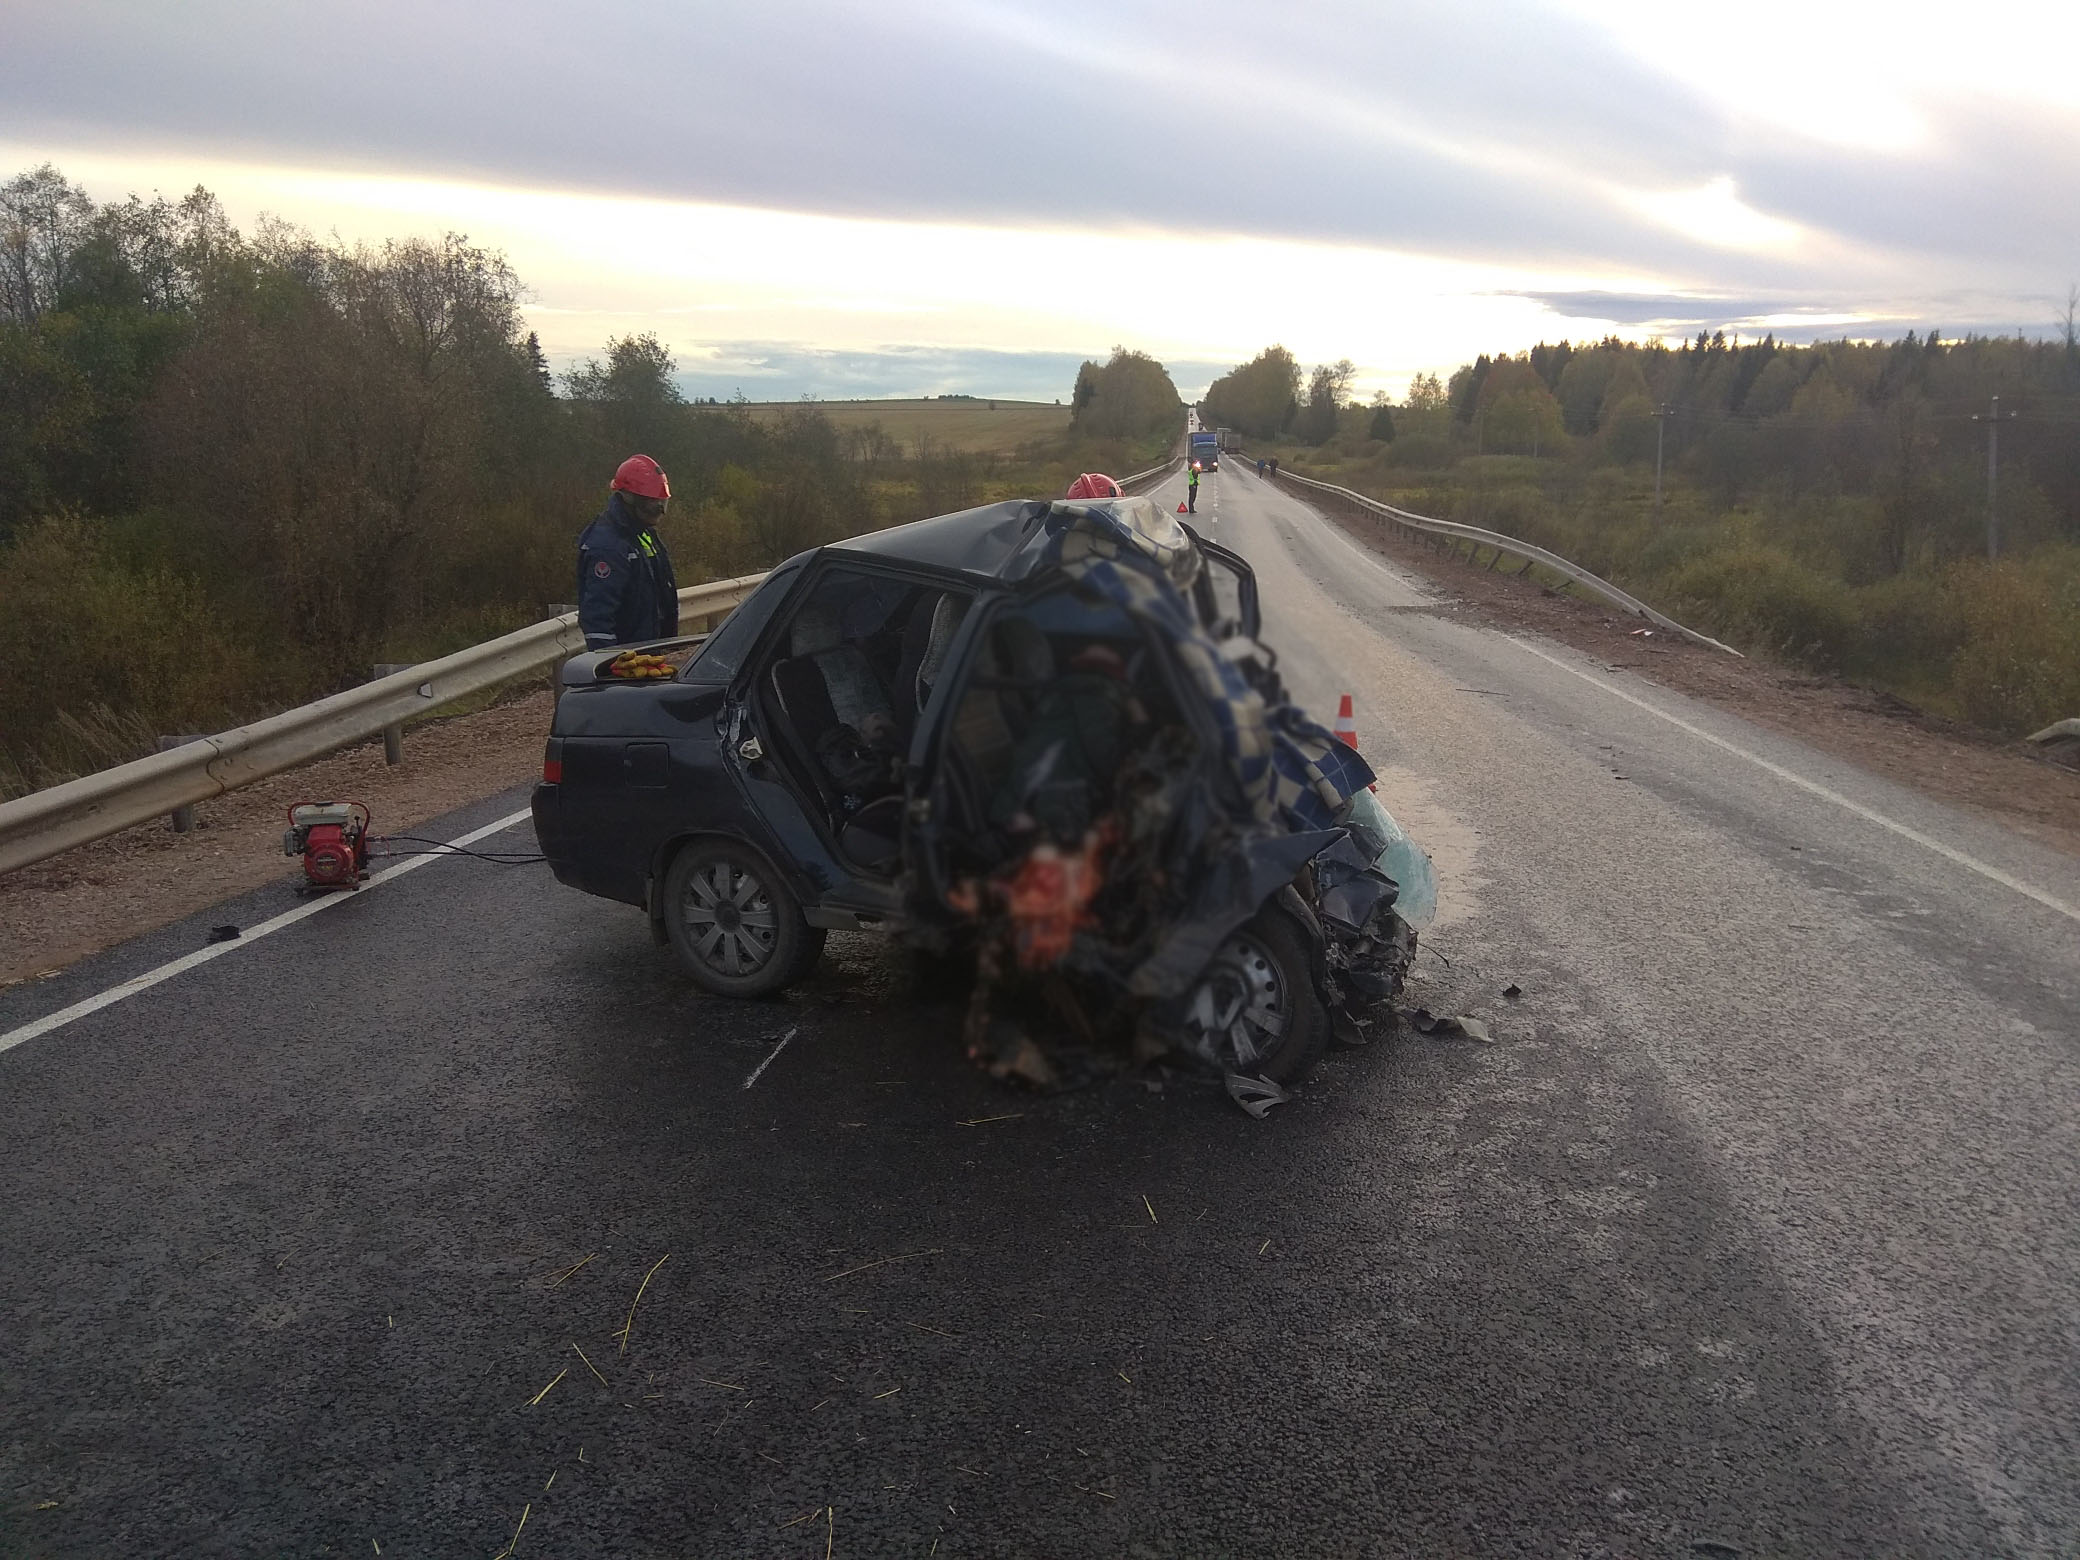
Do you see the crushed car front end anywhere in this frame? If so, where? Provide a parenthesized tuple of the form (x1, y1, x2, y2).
(895, 496, 1429, 1090)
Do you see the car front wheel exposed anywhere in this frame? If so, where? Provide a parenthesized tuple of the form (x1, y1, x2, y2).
(1176, 909, 1327, 1084)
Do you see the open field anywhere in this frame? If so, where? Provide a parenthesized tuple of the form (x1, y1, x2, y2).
(741, 397, 1071, 452)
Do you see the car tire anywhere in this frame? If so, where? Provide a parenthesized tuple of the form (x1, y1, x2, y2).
(661, 838, 824, 998)
(1178, 907, 1328, 1085)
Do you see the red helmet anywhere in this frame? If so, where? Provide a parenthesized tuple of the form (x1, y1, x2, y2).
(1065, 472, 1121, 500)
(610, 454, 670, 500)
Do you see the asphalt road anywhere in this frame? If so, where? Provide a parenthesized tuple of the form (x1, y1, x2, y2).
(4, 468, 2077, 1558)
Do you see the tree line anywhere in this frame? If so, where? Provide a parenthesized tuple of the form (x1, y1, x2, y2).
(1202, 328, 2080, 733)
(0, 164, 1182, 796)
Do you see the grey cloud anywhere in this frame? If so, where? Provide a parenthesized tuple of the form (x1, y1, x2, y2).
(1512, 290, 2053, 346)
(1, 0, 2067, 316)
(0, 1, 1819, 277)
(1514, 292, 1815, 327)
(1738, 97, 2080, 270)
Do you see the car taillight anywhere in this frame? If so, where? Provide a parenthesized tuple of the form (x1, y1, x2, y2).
(542, 739, 563, 784)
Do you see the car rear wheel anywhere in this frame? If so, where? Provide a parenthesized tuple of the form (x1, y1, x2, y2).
(662, 839, 824, 998)
(1177, 908, 1326, 1084)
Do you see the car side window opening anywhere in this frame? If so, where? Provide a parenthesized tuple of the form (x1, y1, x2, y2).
(757, 565, 971, 873)
(939, 587, 1201, 880)
(682, 560, 804, 684)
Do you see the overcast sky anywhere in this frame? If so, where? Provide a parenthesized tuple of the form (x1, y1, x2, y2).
(5, 0, 2076, 399)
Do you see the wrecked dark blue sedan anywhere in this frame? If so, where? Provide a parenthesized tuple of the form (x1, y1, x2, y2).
(533, 496, 1427, 1088)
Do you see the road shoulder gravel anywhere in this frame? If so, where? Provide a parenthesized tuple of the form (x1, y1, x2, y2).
(0, 689, 555, 986)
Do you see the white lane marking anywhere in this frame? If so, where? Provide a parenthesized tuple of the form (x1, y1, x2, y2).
(0, 806, 538, 1057)
(743, 1025, 799, 1090)
(1502, 635, 2080, 926)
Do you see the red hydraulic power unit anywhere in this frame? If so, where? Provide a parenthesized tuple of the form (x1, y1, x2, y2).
(284, 801, 372, 889)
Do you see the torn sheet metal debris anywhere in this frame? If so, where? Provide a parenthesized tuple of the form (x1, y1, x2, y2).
(1225, 1072, 1293, 1118)
(1409, 1009, 1495, 1042)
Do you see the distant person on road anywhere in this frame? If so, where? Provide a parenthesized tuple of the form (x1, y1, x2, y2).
(1065, 472, 1122, 500)
(577, 454, 680, 650)
(1256, 458, 1265, 477)
(1186, 461, 1200, 514)
(1268, 457, 1279, 478)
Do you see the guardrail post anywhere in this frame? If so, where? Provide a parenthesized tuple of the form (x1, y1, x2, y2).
(545, 606, 577, 706)
(156, 735, 205, 831)
(372, 664, 412, 764)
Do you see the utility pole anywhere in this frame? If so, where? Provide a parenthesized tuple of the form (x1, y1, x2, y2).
(1971, 395, 2018, 559)
(1651, 403, 1672, 517)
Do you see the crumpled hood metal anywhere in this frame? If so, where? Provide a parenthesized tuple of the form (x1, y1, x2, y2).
(1014, 504, 1385, 1000)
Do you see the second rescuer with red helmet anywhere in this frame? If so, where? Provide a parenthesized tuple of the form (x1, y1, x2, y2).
(577, 454, 681, 649)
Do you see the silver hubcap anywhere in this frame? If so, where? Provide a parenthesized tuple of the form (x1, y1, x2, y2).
(1181, 931, 1290, 1069)
(681, 858, 779, 976)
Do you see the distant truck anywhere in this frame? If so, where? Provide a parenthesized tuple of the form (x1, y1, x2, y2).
(1216, 427, 1238, 452)
(1189, 430, 1220, 471)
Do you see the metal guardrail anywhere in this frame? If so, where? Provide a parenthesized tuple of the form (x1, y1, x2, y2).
(2027, 718, 2080, 767)
(1116, 457, 1180, 493)
(1262, 465, 1741, 657)
(0, 574, 765, 876)
(0, 467, 1184, 876)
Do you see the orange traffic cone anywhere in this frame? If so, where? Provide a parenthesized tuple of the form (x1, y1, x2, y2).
(1333, 693, 1357, 750)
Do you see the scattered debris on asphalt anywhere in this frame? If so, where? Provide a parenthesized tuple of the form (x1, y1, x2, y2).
(1503, 983, 1522, 1000)
(822, 1249, 942, 1282)
(525, 1367, 566, 1407)
(1225, 1072, 1293, 1118)
(1408, 1009, 1497, 1042)
(205, 924, 240, 944)
(740, 1026, 798, 1090)
(612, 1253, 670, 1354)
(491, 1501, 530, 1560)
(543, 1252, 595, 1288)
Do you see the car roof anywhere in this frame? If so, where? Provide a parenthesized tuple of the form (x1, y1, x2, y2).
(822, 498, 1056, 583)
(822, 495, 1197, 588)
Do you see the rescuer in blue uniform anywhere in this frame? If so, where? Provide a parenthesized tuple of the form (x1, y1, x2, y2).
(577, 454, 680, 649)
